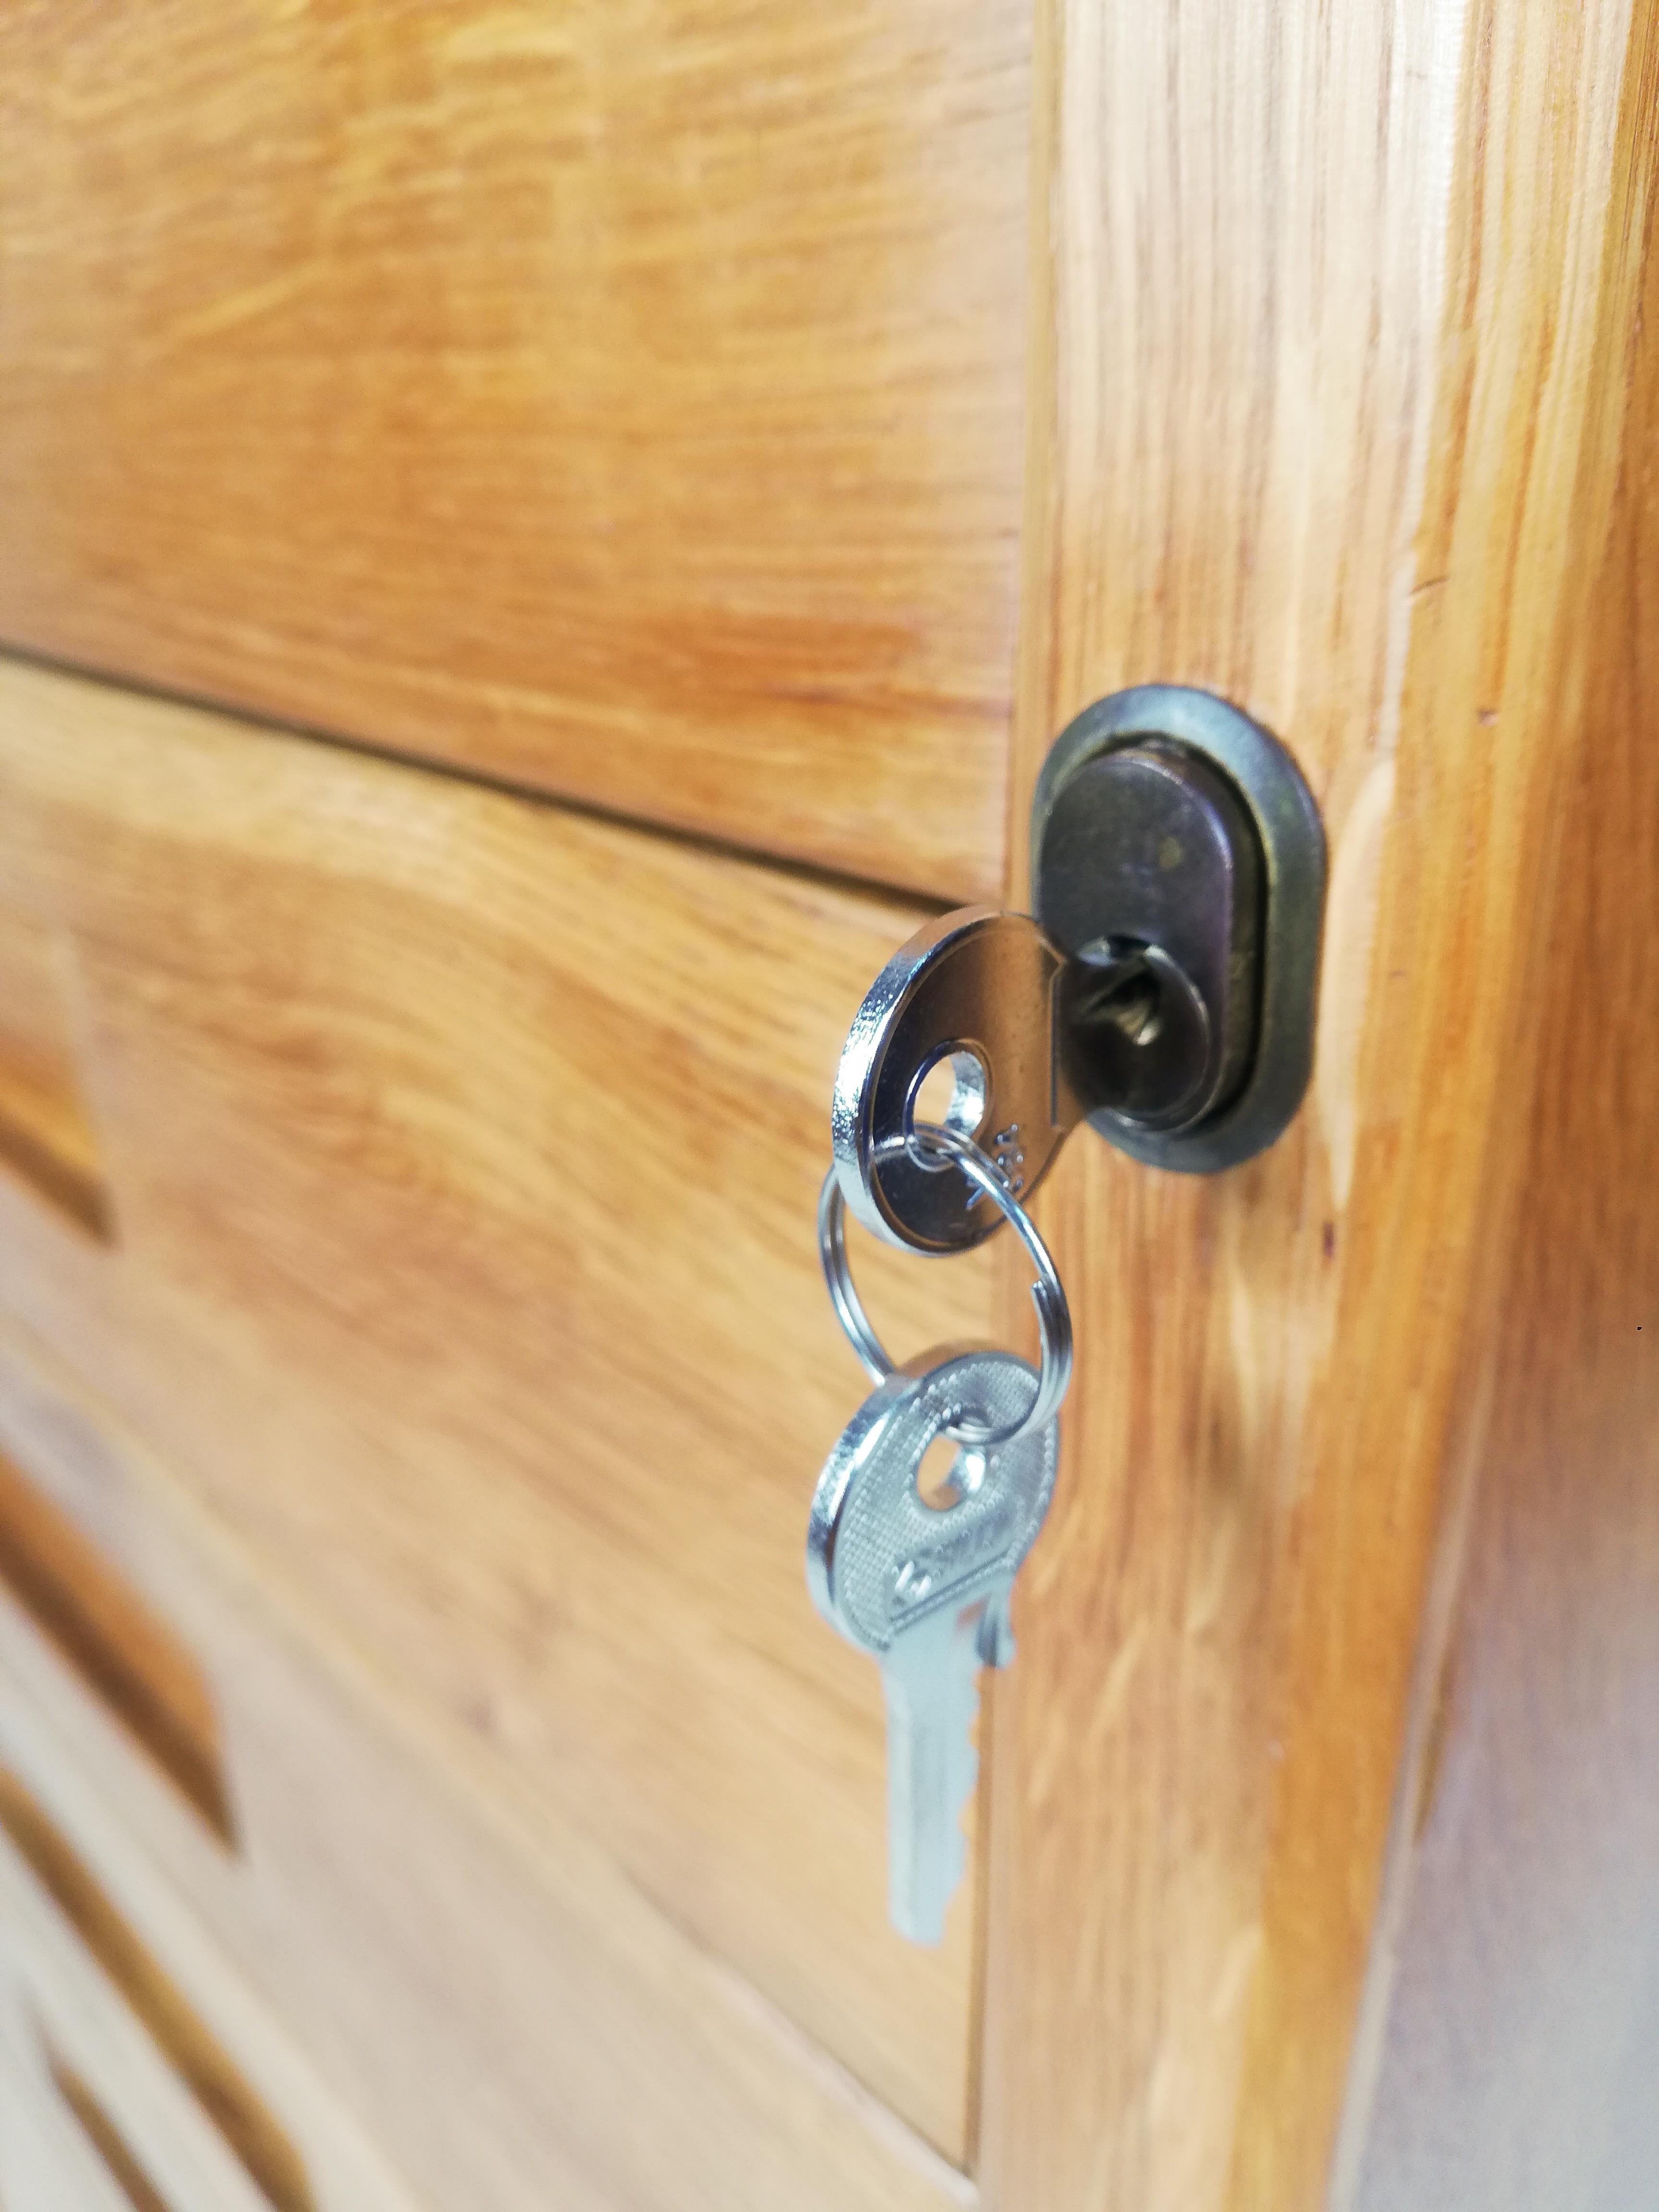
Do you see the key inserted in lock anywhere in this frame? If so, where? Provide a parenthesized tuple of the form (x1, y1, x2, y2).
(833, 686, 1325, 1253)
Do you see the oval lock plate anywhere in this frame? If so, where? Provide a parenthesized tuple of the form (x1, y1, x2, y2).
(1032, 685, 1325, 1173)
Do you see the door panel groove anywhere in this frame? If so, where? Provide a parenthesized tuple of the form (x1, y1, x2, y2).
(0, 1449, 233, 1845)
(0, 641, 960, 922)
(0, 1767, 315, 2212)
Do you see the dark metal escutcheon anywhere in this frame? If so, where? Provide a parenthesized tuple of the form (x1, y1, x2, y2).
(1032, 685, 1325, 1172)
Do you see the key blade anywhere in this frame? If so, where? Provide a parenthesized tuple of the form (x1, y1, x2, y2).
(880, 1595, 998, 1945)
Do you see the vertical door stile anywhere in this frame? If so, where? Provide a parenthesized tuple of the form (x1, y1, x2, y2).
(979, 4, 1657, 2209)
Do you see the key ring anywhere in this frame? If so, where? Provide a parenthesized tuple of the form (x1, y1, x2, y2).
(817, 1124, 1073, 1450)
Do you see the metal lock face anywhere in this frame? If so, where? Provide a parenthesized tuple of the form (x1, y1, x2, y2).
(1046, 742, 1259, 1134)
(1033, 685, 1326, 1176)
(832, 687, 1325, 1253)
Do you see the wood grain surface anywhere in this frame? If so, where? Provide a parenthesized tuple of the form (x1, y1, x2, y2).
(0, 652, 999, 2162)
(0, 1325, 971, 2212)
(1339, 25, 1659, 2204)
(0, 0, 1030, 901)
(978, 3, 1654, 2208)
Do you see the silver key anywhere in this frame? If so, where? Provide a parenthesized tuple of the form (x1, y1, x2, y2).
(806, 1346, 1058, 1943)
(831, 907, 1074, 1258)
(831, 901, 1222, 1256)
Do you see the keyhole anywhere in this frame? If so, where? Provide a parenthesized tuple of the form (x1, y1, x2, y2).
(1085, 956, 1166, 1046)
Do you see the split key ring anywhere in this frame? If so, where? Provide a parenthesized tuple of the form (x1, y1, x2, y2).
(817, 1123, 1073, 1452)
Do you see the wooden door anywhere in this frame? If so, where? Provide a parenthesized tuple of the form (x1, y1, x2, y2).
(0, 5, 1656, 2211)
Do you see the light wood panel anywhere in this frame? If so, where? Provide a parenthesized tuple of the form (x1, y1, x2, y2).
(0, 1730, 421, 2212)
(0, 1322, 972, 2212)
(0, 1969, 137, 2212)
(0, 1764, 316, 2212)
(978, 2, 1653, 2208)
(0, 898, 112, 1240)
(48, 2046, 186, 2212)
(0, 652, 1000, 2160)
(0, 0, 1030, 901)
(1338, 32, 1659, 2204)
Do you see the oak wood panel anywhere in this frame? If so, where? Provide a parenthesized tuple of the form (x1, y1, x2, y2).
(0, 653, 1000, 2159)
(0, 0, 1030, 902)
(978, 3, 1652, 2208)
(0, 1323, 971, 2212)
(1339, 34, 1659, 2204)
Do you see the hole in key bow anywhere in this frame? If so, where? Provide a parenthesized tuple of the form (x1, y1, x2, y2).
(905, 1046, 989, 1170)
(914, 1432, 987, 1512)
